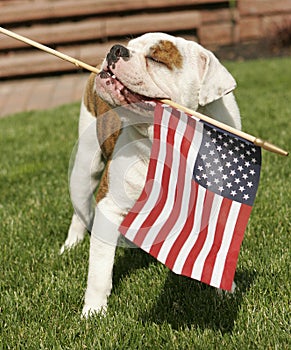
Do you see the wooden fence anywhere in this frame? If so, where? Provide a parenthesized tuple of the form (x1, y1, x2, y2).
(0, 0, 290, 79)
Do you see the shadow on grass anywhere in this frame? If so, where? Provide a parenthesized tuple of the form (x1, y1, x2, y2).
(142, 269, 255, 332)
(113, 241, 156, 283)
(113, 243, 255, 333)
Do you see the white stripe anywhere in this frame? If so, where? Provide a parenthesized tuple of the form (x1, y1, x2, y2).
(157, 120, 204, 263)
(191, 194, 223, 280)
(172, 185, 206, 274)
(210, 201, 241, 288)
(141, 112, 188, 251)
(124, 107, 172, 241)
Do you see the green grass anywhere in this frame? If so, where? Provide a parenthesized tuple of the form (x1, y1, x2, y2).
(0, 57, 290, 349)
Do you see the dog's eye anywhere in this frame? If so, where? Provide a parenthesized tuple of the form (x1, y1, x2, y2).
(146, 56, 164, 65)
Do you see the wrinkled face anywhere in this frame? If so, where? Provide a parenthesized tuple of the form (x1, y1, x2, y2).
(95, 32, 236, 112)
(96, 33, 197, 110)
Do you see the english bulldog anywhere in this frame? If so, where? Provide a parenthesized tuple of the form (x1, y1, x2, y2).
(60, 32, 241, 317)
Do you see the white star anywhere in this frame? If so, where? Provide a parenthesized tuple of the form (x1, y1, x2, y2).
(228, 150, 234, 155)
(207, 130, 212, 135)
(218, 186, 224, 192)
(247, 181, 253, 188)
(205, 142, 210, 148)
(251, 158, 257, 163)
(221, 154, 227, 160)
(246, 150, 251, 155)
(234, 178, 240, 184)
(239, 186, 245, 192)
(230, 170, 236, 176)
(238, 165, 243, 172)
(201, 154, 207, 160)
(209, 170, 215, 176)
(213, 158, 219, 164)
(240, 154, 245, 159)
(198, 165, 204, 171)
(243, 194, 250, 200)
(240, 143, 245, 148)
(229, 139, 234, 144)
(226, 182, 232, 188)
(216, 145, 222, 152)
(223, 142, 228, 147)
(209, 150, 215, 156)
(218, 134, 223, 140)
(233, 157, 239, 163)
(226, 162, 231, 168)
(202, 173, 208, 179)
(206, 181, 212, 187)
(218, 166, 223, 172)
(235, 146, 240, 151)
(222, 174, 228, 180)
(205, 162, 211, 168)
(245, 161, 250, 168)
(242, 173, 248, 180)
(231, 190, 237, 196)
(249, 169, 256, 175)
(214, 178, 220, 184)
(196, 175, 201, 181)
(251, 147, 257, 153)
(212, 138, 217, 143)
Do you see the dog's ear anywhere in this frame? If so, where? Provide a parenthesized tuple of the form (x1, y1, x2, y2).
(198, 49, 236, 106)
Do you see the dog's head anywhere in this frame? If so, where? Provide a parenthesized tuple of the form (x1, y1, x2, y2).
(95, 32, 236, 111)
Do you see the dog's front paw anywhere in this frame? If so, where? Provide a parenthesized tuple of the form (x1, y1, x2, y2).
(81, 303, 107, 318)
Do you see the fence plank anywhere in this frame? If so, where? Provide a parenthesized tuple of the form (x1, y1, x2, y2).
(238, 0, 291, 16)
(0, 11, 201, 50)
(0, 0, 226, 24)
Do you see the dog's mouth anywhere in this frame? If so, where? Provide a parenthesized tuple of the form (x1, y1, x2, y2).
(98, 67, 156, 110)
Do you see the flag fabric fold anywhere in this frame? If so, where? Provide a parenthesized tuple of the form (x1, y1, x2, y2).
(119, 102, 261, 291)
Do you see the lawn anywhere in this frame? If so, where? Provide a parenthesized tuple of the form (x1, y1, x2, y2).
(0, 57, 290, 349)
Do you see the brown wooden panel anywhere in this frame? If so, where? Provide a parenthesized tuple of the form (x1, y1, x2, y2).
(104, 11, 201, 37)
(199, 22, 235, 46)
(0, 11, 201, 50)
(0, 0, 228, 24)
(238, 0, 291, 16)
(0, 41, 123, 78)
(239, 17, 262, 41)
(201, 8, 237, 24)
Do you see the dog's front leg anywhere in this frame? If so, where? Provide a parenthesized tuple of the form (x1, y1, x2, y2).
(61, 106, 104, 253)
(82, 199, 121, 317)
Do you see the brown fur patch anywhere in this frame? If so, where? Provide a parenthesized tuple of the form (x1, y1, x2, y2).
(96, 99, 121, 160)
(149, 40, 183, 70)
(83, 73, 122, 204)
(83, 73, 122, 160)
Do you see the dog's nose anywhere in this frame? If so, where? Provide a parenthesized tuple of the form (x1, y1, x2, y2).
(106, 45, 130, 66)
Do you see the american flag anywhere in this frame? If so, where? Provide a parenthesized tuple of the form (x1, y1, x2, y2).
(119, 102, 261, 291)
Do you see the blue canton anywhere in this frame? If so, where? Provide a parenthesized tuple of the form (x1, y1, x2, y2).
(193, 123, 261, 206)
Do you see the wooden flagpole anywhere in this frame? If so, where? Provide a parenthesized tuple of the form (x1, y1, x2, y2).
(0, 26, 288, 156)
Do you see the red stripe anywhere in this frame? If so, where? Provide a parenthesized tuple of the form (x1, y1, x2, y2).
(200, 197, 232, 285)
(165, 180, 199, 269)
(149, 119, 196, 258)
(220, 204, 252, 291)
(181, 189, 215, 277)
(133, 110, 179, 247)
(119, 103, 163, 234)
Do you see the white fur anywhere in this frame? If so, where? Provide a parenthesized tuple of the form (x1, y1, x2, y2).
(61, 33, 241, 317)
